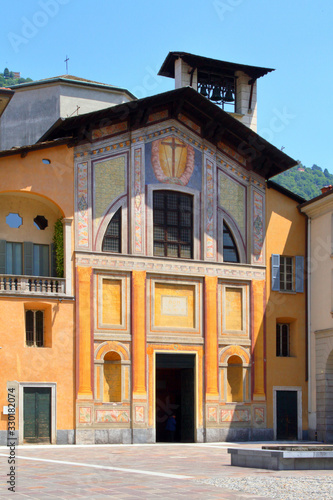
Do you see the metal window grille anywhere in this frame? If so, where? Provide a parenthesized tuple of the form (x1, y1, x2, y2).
(25, 309, 44, 347)
(153, 191, 193, 259)
(276, 323, 290, 357)
(102, 208, 121, 253)
(223, 223, 239, 263)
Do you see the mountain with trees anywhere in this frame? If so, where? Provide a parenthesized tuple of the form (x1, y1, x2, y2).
(271, 163, 333, 200)
(0, 68, 32, 87)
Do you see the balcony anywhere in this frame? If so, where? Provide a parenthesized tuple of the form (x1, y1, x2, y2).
(0, 274, 66, 296)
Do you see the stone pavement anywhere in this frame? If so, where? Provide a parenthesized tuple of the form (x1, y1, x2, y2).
(0, 442, 332, 499)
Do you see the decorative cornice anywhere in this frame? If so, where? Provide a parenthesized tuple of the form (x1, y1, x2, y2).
(75, 253, 266, 281)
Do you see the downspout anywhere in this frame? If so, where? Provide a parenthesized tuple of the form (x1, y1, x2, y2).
(307, 217, 312, 427)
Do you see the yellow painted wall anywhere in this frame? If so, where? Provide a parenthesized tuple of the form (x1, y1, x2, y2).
(225, 287, 243, 331)
(266, 186, 307, 429)
(102, 279, 122, 325)
(154, 283, 195, 329)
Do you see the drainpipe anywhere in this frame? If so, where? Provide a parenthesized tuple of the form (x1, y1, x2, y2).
(307, 217, 312, 432)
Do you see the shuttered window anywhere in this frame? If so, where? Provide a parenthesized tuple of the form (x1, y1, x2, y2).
(0, 240, 52, 277)
(271, 255, 304, 293)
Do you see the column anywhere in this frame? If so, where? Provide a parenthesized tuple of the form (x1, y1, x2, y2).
(62, 217, 73, 296)
(252, 280, 265, 400)
(205, 276, 219, 399)
(132, 270, 147, 397)
(77, 266, 93, 399)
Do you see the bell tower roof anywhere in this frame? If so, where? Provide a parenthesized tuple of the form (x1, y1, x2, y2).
(158, 51, 274, 83)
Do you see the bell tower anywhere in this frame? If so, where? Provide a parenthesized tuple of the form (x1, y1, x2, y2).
(158, 51, 274, 132)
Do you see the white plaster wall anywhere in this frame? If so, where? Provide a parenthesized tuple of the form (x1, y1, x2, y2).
(310, 211, 333, 332)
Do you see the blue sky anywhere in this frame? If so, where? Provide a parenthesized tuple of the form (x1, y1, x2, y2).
(1, 0, 333, 172)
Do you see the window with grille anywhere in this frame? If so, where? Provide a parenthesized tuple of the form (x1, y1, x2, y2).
(223, 223, 239, 263)
(25, 310, 44, 347)
(102, 208, 121, 253)
(276, 323, 290, 357)
(153, 191, 193, 259)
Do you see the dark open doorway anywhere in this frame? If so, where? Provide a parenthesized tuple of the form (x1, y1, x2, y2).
(155, 353, 195, 443)
(276, 390, 298, 440)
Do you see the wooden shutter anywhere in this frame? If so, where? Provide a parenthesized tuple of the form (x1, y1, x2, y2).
(24, 242, 33, 276)
(0, 240, 6, 274)
(295, 256, 304, 293)
(271, 254, 280, 291)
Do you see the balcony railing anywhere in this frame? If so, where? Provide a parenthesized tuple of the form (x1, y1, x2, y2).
(0, 275, 66, 295)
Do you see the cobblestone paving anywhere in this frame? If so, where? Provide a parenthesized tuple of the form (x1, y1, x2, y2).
(199, 475, 333, 499)
(0, 442, 332, 499)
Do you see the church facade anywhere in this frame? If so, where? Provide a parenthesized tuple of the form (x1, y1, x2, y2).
(0, 53, 308, 444)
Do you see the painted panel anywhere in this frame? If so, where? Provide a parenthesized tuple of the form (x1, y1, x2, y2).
(79, 407, 92, 424)
(102, 279, 122, 325)
(221, 408, 250, 422)
(133, 148, 144, 254)
(95, 409, 129, 423)
(154, 283, 195, 328)
(205, 158, 215, 260)
(94, 156, 126, 222)
(218, 170, 245, 237)
(145, 136, 202, 191)
(225, 287, 243, 331)
(253, 190, 264, 264)
(207, 406, 217, 422)
(77, 162, 89, 248)
(178, 113, 201, 134)
(135, 405, 145, 423)
(92, 121, 127, 140)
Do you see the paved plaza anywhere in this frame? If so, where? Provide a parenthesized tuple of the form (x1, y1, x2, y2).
(0, 442, 333, 499)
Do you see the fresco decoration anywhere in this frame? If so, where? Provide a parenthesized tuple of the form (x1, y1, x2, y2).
(94, 156, 126, 227)
(79, 407, 92, 424)
(253, 191, 264, 263)
(218, 170, 246, 238)
(135, 406, 145, 423)
(147, 110, 169, 123)
(151, 136, 195, 186)
(217, 140, 246, 167)
(221, 409, 250, 423)
(95, 409, 130, 423)
(205, 159, 215, 259)
(77, 162, 89, 247)
(254, 407, 265, 424)
(207, 406, 217, 422)
(92, 121, 127, 140)
(133, 148, 144, 254)
(178, 113, 201, 134)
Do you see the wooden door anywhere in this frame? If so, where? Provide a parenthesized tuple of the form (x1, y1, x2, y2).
(24, 388, 51, 443)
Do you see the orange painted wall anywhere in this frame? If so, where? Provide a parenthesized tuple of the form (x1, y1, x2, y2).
(0, 145, 74, 217)
(0, 144, 75, 433)
(266, 186, 307, 429)
(0, 298, 75, 431)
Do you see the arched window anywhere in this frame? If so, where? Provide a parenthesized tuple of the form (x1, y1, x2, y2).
(102, 208, 121, 253)
(223, 222, 239, 263)
(227, 355, 243, 402)
(103, 351, 122, 402)
(153, 191, 193, 259)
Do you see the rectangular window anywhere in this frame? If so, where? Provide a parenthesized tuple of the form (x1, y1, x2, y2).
(26, 310, 44, 347)
(6, 242, 23, 274)
(280, 256, 293, 291)
(153, 191, 193, 259)
(276, 323, 290, 356)
(271, 254, 304, 293)
(33, 244, 49, 277)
